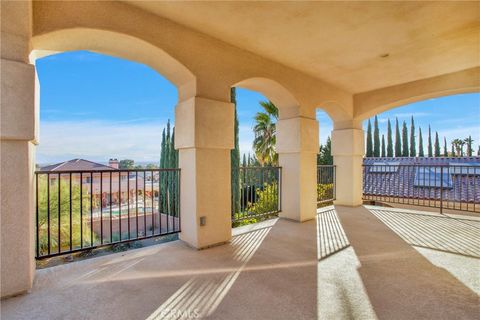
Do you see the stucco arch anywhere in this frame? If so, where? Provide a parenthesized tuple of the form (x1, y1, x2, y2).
(30, 28, 196, 100)
(354, 67, 480, 121)
(233, 77, 301, 119)
(31, 0, 356, 119)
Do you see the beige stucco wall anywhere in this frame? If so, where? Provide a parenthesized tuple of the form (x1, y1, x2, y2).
(277, 117, 319, 221)
(331, 128, 365, 207)
(30, 0, 354, 121)
(0, 141, 36, 297)
(354, 67, 480, 121)
(1, 0, 36, 298)
(175, 97, 234, 248)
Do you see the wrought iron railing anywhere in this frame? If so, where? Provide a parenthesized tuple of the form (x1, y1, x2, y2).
(231, 166, 282, 225)
(317, 165, 336, 206)
(35, 168, 180, 259)
(363, 164, 480, 213)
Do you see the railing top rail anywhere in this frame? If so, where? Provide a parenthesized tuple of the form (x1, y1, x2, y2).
(35, 168, 181, 174)
(238, 166, 282, 169)
(317, 165, 336, 167)
(363, 164, 480, 167)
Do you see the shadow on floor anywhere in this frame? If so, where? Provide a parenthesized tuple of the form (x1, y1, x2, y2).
(336, 205, 480, 320)
(1, 218, 319, 320)
(367, 206, 480, 258)
(316, 207, 350, 260)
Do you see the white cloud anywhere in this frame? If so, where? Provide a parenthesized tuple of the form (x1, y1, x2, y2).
(37, 120, 166, 164)
(37, 118, 343, 165)
(437, 125, 480, 144)
(239, 125, 254, 156)
(392, 112, 431, 118)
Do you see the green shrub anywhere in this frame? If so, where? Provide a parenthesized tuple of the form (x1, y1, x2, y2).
(317, 183, 334, 207)
(232, 183, 279, 227)
(37, 175, 97, 254)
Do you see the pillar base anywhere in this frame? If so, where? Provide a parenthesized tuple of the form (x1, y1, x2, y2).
(331, 128, 364, 207)
(175, 96, 234, 249)
(277, 116, 319, 222)
(0, 140, 35, 298)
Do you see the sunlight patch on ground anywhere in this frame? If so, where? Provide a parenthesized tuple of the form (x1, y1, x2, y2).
(316, 207, 377, 320)
(146, 223, 274, 320)
(366, 206, 480, 258)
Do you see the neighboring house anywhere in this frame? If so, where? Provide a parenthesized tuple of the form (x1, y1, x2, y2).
(363, 157, 480, 202)
(40, 158, 119, 172)
(39, 159, 159, 208)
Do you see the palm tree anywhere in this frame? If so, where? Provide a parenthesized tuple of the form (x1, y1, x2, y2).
(451, 139, 465, 157)
(464, 136, 474, 156)
(253, 101, 278, 166)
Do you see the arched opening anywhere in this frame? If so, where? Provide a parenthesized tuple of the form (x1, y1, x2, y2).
(230, 77, 318, 223)
(315, 109, 335, 207)
(31, 28, 195, 99)
(234, 77, 300, 119)
(229, 85, 283, 227)
(29, 28, 195, 261)
(361, 93, 480, 213)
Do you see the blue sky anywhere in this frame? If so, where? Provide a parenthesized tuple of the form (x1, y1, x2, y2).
(36, 51, 479, 164)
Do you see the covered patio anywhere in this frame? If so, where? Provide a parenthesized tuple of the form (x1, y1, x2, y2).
(1, 1, 479, 318)
(2, 205, 478, 319)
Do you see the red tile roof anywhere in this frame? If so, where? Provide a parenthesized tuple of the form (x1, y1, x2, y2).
(40, 159, 117, 172)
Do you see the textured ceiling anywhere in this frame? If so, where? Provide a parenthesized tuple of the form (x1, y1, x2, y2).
(125, 1, 480, 93)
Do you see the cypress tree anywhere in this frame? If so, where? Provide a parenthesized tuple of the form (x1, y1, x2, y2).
(170, 127, 179, 167)
(409, 116, 416, 156)
(373, 116, 380, 157)
(418, 128, 424, 157)
(451, 144, 455, 157)
(168, 128, 177, 214)
(159, 128, 166, 213)
(159, 124, 170, 213)
(395, 118, 402, 157)
(477, 146, 480, 156)
(387, 119, 393, 157)
(166, 120, 171, 165)
(164, 120, 171, 213)
(402, 121, 409, 157)
(381, 135, 386, 157)
(160, 128, 166, 169)
(443, 137, 448, 157)
(317, 144, 323, 165)
(230, 87, 240, 214)
(434, 132, 440, 157)
(319, 136, 333, 165)
(242, 153, 247, 167)
(427, 125, 433, 157)
(366, 119, 373, 157)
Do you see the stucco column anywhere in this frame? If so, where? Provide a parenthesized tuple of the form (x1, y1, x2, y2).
(331, 128, 364, 206)
(277, 116, 318, 221)
(175, 96, 234, 249)
(1, 1, 37, 298)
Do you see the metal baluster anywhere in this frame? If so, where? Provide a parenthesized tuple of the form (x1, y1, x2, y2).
(100, 172, 103, 244)
(69, 172, 72, 251)
(35, 173, 40, 257)
(58, 173, 61, 253)
(80, 172, 83, 248)
(136, 171, 138, 238)
(119, 171, 122, 242)
(47, 173, 51, 255)
(143, 171, 146, 238)
(151, 171, 154, 236)
(90, 173, 93, 247)
(110, 171, 113, 243)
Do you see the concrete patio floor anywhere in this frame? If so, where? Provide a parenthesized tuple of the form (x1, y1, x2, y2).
(1, 206, 479, 320)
